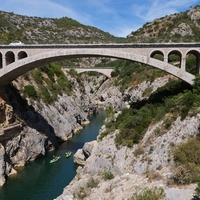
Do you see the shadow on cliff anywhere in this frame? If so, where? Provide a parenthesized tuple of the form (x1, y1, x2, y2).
(4, 84, 58, 149)
(130, 79, 192, 109)
(191, 195, 200, 200)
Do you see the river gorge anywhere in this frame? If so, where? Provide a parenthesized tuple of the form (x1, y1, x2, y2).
(0, 72, 198, 200)
(0, 109, 106, 200)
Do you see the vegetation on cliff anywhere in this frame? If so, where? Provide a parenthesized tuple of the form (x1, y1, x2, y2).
(100, 78, 195, 146)
(21, 63, 74, 104)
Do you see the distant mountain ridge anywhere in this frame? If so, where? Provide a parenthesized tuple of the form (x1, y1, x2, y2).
(0, 10, 124, 45)
(1, 5, 200, 45)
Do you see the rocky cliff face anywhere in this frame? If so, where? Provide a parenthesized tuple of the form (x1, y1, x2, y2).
(56, 75, 200, 200)
(56, 113, 198, 200)
(0, 72, 105, 186)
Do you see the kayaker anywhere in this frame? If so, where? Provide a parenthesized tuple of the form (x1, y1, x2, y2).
(53, 155, 57, 160)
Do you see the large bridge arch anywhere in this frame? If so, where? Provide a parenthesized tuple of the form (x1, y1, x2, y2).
(0, 49, 195, 86)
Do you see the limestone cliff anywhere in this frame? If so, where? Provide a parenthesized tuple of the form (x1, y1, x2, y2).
(0, 72, 104, 186)
(56, 75, 199, 200)
(56, 115, 198, 200)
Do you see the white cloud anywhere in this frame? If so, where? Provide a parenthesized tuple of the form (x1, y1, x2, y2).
(1, 0, 92, 25)
(111, 25, 141, 37)
(132, 0, 199, 22)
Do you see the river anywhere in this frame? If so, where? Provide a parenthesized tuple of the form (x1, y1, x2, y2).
(0, 109, 106, 200)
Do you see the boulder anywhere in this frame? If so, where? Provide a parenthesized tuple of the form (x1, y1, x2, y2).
(73, 149, 86, 165)
(83, 140, 97, 158)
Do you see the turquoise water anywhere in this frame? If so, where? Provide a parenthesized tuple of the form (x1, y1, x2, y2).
(0, 109, 106, 200)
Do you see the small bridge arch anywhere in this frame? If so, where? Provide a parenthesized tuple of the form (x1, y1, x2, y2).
(68, 68, 114, 78)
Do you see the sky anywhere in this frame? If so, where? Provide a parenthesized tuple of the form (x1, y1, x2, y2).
(1, 0, 200, 37)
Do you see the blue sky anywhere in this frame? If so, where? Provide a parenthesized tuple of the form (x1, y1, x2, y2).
(1, 0, 200, 37)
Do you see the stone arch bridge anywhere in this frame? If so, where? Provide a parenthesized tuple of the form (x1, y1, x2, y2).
(0, 43, 200, 86)
(65, 67, 114, 78)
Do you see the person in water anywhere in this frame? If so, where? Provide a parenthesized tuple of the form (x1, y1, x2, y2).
(53, 155, 57, 160)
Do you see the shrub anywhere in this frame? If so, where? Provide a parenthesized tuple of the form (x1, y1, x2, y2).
(98, 130, 109, 141)
(173, 137, 200, 166)
(131, 187, 166, 200)
(87, 178, 99, 188)
(195, 177, 200, 198)
(76, 187, 87, 200)
(172, 165, 192, 185)
(142, 86, 153, 97)
(38, 85, 53, 104)
(114, 107, 154, 147)
(33, 69, 43, 84)
(103, 169, 114, 181)
(173, 136, 200, 184)
(24, 85, 37, 98)
(134, 145, 145, 157)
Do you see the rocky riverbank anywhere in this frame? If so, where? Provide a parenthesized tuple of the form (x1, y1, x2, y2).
(55, 75, 200, 200)
(56, 110, 198, 200)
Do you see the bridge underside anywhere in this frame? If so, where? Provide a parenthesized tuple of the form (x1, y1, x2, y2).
(0, 49, 195, 86)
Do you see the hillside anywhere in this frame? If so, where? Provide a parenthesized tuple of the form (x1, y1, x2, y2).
(127, 5, 200, 42)
(0, 10, 125, 45)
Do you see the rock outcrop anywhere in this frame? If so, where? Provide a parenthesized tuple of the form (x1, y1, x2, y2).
(73, 141, 97, 165)
(56, 114, 199, 200)
(171, 23, 194, 37)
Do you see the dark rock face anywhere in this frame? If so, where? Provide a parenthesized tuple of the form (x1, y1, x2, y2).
(192, 195, 200, 200)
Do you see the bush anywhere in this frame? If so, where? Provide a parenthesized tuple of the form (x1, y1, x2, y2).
(131, 187, 166, 200)
(173, 136, 200, 184)
(24, 85, 37, 98)
(195, 177, 200, 198)
(173, 165, 192, 185)
(173, 137, 200, 165)
(87, 178, 99, 188)
(142, 86, 153, 97)
(98, 130, 109, 141)
(114, 106, 154, 147)
(103, 169, 114, 181)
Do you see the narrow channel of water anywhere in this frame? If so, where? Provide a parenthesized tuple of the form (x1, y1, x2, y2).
(0, 109, 106, 200)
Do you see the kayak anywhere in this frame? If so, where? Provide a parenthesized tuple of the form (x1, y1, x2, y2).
(65, 152, 72, 158)
(50, 156, 61, 164)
